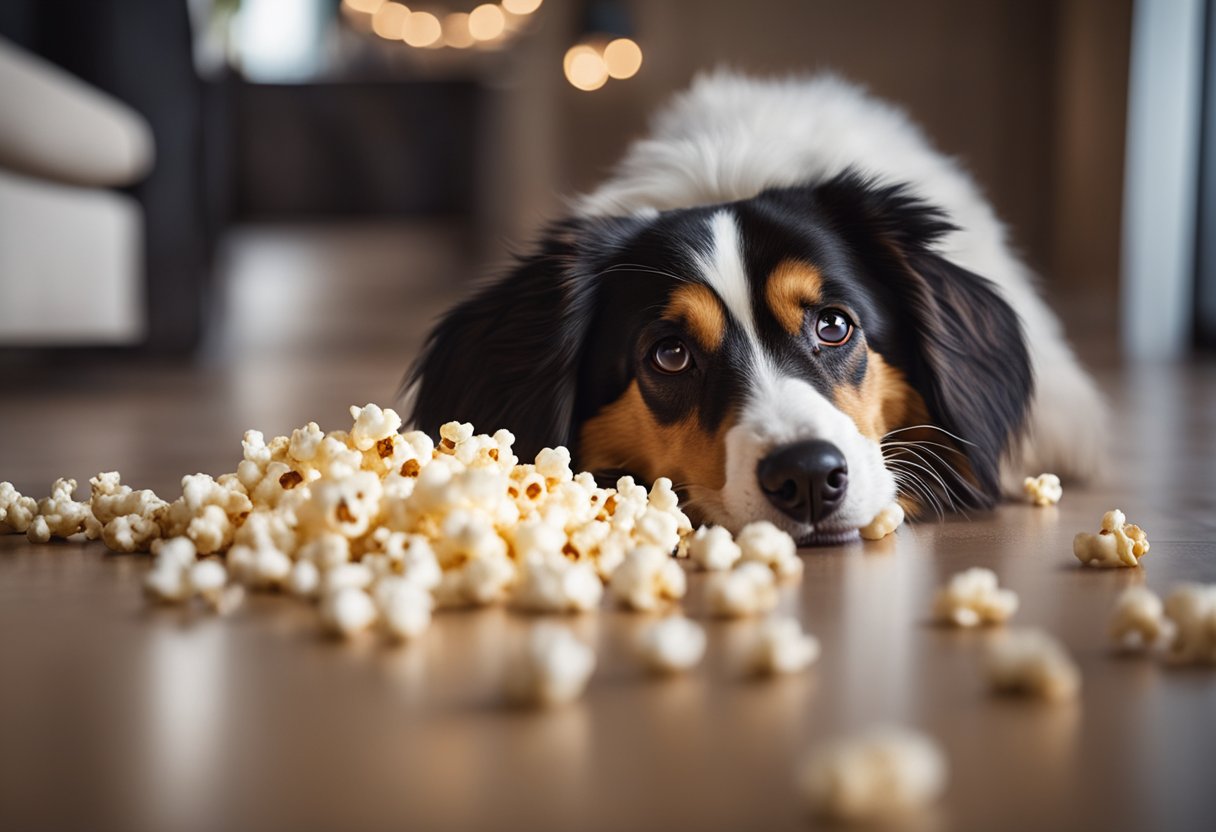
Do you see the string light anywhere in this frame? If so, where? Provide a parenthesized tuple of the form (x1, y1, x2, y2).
(468, 4, 506, 41)
(402, 10, 442, 47)
(602, 37, 642, 80)
(370, 2, 409, 40)
(345, 1, 545, 52)
(443, 12, 475, 48)
(563, 44, 608, 91)
(342, 0, 385, 13)
(502, 0, 543, 14)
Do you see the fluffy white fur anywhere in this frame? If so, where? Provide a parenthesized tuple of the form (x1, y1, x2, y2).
(577, 71, 1106, 499)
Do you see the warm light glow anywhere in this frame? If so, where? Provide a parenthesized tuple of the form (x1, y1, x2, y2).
(443, 13, 475, 48)
(371, 2, 409, 39)
(402, 10, 441, 47)
(467, 4, 506, 41)
(502, 0, 543, 14)
(603, 37, 642, 80)
(343, 0, 385, 13)
(564, 44, 608, 91)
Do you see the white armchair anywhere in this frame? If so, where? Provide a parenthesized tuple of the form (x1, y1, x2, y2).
(0, 36, 155, 345)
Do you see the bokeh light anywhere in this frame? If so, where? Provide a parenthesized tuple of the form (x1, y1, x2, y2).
(502, 0, 544, 14)
(402, 11, 442, 47)
(342, 0, 385, 13)
(442, 13, 475, 49)
(564, 45, 608, 91)
(370, 2, 409, 40)
(603, 38, 643, 80)
(468, 4, 506, 41)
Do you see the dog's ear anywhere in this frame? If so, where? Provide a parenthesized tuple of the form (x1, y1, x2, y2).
(406, 216, 640, 459)
(806, 171, 1034, 505)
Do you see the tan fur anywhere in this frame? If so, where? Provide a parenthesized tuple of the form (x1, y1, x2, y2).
(663, 284, 726, 351)
(765, 260, 824, 335)
(578, 381, 729, 493)
(833, 348, 927, 442)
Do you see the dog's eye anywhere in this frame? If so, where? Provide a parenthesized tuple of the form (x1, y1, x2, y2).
(815, 309, 854, 346)
(650, 338, 692, 374)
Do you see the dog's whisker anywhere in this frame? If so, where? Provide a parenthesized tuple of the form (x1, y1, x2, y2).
(881, 424, 978, 448)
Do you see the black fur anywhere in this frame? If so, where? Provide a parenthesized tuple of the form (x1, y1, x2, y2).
(406, 216, 646, 459)
(802, 171, 1034, 503)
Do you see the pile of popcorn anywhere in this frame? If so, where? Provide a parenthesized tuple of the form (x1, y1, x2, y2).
(2, 404, 839, 705)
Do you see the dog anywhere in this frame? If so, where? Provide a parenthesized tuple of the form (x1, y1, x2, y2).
(406, 71, 1105, 545)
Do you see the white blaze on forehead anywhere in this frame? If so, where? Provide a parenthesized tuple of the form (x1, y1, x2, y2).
(690, 210, 759, 344)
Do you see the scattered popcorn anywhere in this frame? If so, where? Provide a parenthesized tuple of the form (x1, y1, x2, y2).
(503, 623, 596, 707)
(1109, 586, 1172, 651)
(321, 586, 378, 638)
(797, 727, 948, 822)
(1162, 583, 1216, 665)
(735, 520, 802, 579)
(0, 482, 39, 534)
(931, 568, 1019, 628)
(1073, 509, 1150, 568)
(1023, 473, 1063, 507)
(635, 615, 707, 674)
(161, 473, 251, 555)
(687, 525, 741, 571)
(513, 559, 604, 614)
(705, 562, 779, 618)
(860, 502, 904, 540)
(747, 616, 820, 676)
(609, 545, 687, 611)
(985, 629, 1080, 701)
(374, 577, 433, 640)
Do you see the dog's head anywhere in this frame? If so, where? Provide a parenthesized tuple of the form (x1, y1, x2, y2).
(408, 172, 1032, 543)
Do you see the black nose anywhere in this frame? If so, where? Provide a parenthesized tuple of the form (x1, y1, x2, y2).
(756, 440, 848, 525)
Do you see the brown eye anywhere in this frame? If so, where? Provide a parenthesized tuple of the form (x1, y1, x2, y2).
(815, 309, 854, 345)
(650, 338, 692, 374)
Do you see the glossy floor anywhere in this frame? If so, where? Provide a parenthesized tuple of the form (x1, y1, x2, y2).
(1, 223, 1214, 832)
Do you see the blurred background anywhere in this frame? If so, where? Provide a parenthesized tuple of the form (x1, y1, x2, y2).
(0, 0, 1212, 483)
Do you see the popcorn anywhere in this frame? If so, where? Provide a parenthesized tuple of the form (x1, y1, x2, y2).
(189, 559, 243, 615)
(1073, 509, 1150, 568)
(89, 472, 168, 552)
(0, 482, 39, 534)
(143, 537, 198, 603)
(288, 560, 321, 599)
(321, 586, 378, 638)
(348, 403, 403, 452)
(503, 623, 596, 707)
(985, 629, 1080, 701)
(513, 560, 603, 614)
(931, 568, 1019, 628)
(705, 562, 778, 618)
(26, 478, 94, 542)
(103, 514, 163, 554)
(635, 615, 707, 674)
(687, 525, 741, 571)
(608, 545, 687, 611)
(161, 474, 251, 555)
(374, 577, 433, 640)
(433, 549, 517, 608)
(797, 727, 947, 822)
(1108, 586, 1172, 651)
(735, 520, 802, 579)
(860, 502, 904, 540)
(1162, 583, 1216, 665)
(1023, 472, 1063, 506)
(747, 616, 820, 675)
